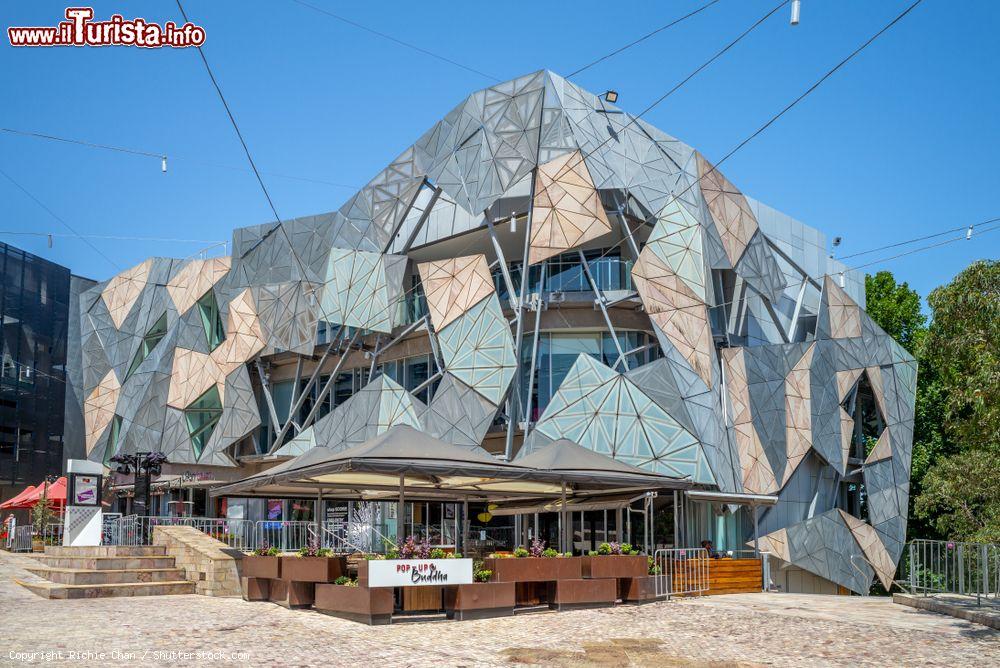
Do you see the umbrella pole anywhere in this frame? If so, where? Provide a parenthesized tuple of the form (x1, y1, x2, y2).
(560, 481, 567, 553)
(397, 474, 405, 546)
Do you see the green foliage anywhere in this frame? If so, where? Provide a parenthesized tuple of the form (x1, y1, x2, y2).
(866, 262, 1000, 543)
(922, 260, 1000, 454)
(620, 543, 633, 555)
(473, 558, 493, 582)
(30, 492, 57, 534)
(429, 547, 447, 559)
(864, 271, 927, 355)
(597, 542, 612, 555)
(334, 575, 351, 585)
(588, 550, 598, 557)
(540, 548, 559, 558)
(512, 547, 529, 558)
(914, 449, 1000, 543)
(647, 555, 661, 575)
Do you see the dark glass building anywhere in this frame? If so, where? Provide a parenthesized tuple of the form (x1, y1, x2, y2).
(0, 242, 71, 501)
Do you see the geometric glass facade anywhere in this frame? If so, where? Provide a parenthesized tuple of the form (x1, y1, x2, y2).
(77, 71, 916, 594)
(0, 241, 70, 499)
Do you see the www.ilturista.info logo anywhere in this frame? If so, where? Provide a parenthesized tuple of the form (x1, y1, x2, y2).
(8, 7, 206, 48)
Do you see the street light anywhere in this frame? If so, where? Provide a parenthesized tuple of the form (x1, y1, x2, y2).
(790, 0, 801, 25)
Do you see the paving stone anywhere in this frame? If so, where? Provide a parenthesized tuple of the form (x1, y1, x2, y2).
(1, 552, 997, 666)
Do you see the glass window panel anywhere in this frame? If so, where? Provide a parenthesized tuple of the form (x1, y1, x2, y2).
(196, 291, 226, 351)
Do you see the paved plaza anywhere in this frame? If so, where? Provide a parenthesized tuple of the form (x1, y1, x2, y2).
(2, 552, 998, 667)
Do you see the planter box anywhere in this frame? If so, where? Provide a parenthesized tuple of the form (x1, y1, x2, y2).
(581, 555, 648, 579)
(243, 555, 281, 580)
(267, 578, 315, 608)
(280, 556, 346, 583)
(444, 582, 515, 621)
(242, 576, 271, 601)
(547, 578, 617, 611)
(619, 575, 660, 603)
(314, 584, 393, 625)
(483, 557, 582, 583)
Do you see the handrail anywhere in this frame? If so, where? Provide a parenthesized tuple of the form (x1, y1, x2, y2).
(905, 539, 1000, 602)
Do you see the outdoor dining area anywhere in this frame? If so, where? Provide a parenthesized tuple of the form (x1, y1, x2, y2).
(1, 476, 66, 552)
(212, 424, 735, 624)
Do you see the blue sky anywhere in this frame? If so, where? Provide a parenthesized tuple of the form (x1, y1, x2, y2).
(1, 0, 996, 304)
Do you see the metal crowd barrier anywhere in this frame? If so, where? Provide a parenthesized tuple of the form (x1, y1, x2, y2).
(11, 525, 32, 552)
(653, 547, 710, 598)
(905, 539, 1000, 602)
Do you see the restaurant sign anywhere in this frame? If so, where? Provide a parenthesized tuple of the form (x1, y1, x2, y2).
(367, 558, 473, 587)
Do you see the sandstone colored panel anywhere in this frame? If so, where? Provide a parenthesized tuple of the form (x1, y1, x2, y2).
(783, 343, 815, 485)
(723, 348, 778, 494)
(840, 407, 856, 472)
(838, 510, 896, 590)
(84, 369, 121, 455)
(633, 249, 713, 388)
(836, 368, 863, 402)
(824, 276, 862, 339)
(167, 349, 237, 409)
(217, 288, 266, 364)
(697, 154, 758, 266)
(865, 430, 892, 464)
(418, 254, 496, 331)
(101, 259, 153, 329)
(529, 150, 612, 265)
(757, 527, 790, 563)
(165, 257, 232, 316)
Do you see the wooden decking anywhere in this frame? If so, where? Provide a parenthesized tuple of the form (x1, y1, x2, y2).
(675, 557, 763, 596)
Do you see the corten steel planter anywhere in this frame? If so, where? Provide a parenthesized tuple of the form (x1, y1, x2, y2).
(243, 555, 281, 580)
(280, 555, 347, 583)
(443, 582, 515, 621)
(547, 578, 617, 611)
(581, 555, 648, 579)
(242, 576, 271, 601)
(314, 584, 393, 625)
(267, 578, 316, 608)
(483, 557, 582, 583)
(619, 575, 660, 603)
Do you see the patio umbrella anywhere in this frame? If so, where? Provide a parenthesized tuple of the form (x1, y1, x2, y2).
(4, 478, 68, 509)
(0, 484, 38, 510)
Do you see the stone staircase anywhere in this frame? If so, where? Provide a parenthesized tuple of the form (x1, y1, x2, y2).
(16, 545, 196, 599)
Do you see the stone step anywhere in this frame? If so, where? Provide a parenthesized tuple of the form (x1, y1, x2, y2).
(15, 578, 196, 599)
(43, 545, 167, 558)
(31, 555, 176, 570)
(25, 566, 188, 585)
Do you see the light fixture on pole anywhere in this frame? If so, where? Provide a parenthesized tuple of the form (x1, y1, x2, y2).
(510, 214, 517, 233)
(603, 90, 618, 104)
(161, 156, 168, 173)
(790, 0, 801, 25)
(838, 272, 846, 288)
(966, 225, 974, 240)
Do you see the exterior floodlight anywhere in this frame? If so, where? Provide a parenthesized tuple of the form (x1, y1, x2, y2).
(510, 214, 517, 233)
(161, 156, 168, 173)
(966, 226, 974, 240)
(790, 0, 801, 25)
(604, 90, 618, 104)
(838, 272, 846, 288)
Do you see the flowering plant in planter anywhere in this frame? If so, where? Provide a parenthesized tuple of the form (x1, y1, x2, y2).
(597, 541, 634, 555)
(647, 555, 661, 575)
(512, 547, 529, 558)
(397, 535, 431, 559)
(333, 576, 359, 587)
(251, 540, 279, 557)
(297, 537, 333, 558)
(528, 537, 546, 557)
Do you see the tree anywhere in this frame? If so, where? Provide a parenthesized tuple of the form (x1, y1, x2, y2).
(864, 271, 927, 354)
(913, 259, 1000, 541)
(914, 449, 1000, 542)
(921, 260, 1000, 454)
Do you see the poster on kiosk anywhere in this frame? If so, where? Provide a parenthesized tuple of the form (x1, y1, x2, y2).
(63, 459, 103, 546)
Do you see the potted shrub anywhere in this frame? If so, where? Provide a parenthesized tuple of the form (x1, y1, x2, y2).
(444, 559, 515, 621)
(243, 541, 281, 579)
(30, 492, 57, 553)
(280, 538, 346, 583)
(581, 542, 647, 579)
(483, 538, 582, 583)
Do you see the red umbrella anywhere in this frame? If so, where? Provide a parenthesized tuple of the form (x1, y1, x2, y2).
(0, 484, 39, 510)
(1, 478, 67, 509)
